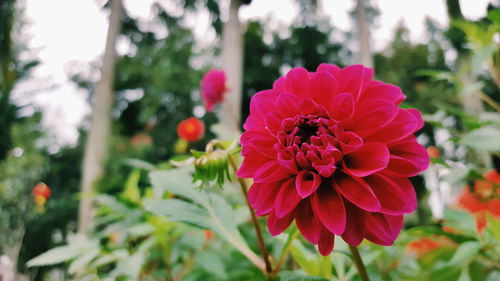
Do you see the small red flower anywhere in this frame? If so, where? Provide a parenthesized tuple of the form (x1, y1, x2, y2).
(455, 169, 500, 232)
(238, 64, 429, 255)
(406, 236, 454, 257)
(201, 69, 228, 111)
(177, 117, 205, 143)
(33, 182, 51, 200)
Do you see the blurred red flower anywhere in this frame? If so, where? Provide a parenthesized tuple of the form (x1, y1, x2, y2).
(201, 69, 228, 111)
(406, 236, 454, 257)
(238, 64, 429, 255)
(455, 169, 500, 233)
(32, 182, 51, 200)
(177, 117, 205, 143)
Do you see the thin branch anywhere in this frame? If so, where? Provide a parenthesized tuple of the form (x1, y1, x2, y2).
(349, 245, 371, 281)
(227, 155, 274, 280)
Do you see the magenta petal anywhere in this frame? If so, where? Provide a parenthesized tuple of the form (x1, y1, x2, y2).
(348, 99, 398, 137)
(337, 65, 373, 100)
(364, 173, 416, 215)
(241, 131, 277, 158)
(244, 90, 277, 131)
(308, 71, 338, 105)
(295, 199, 322, 244)
(341, 202, 365, 246)
(389, 138, 430, 172)
(360, 83, 406, 105)
(312, 158, 337, 178)
(285, 67, 310, 97)
(329, 92, 354, 120)
(365, 213, 403, 246)
(334, 172, 381, 212)
(273, 76, 287, 93)
(274, 178, 302, 218)
(316, 63, 341, 76)
(237, 151, 271, 178)
(384, 156, 422, 177)
(276, 92, 301, 117)
(364, 109, 420, 144)
(295, 170, 321, 198)
(254, 161, 290, 183)
(337, 130, 363, 154)
(267, 210, 294, 236)
(318, 227, 335, 256)
(311, 185, 346, 234)
(248, 181, 281, 216)
(343, 142, 389, 177)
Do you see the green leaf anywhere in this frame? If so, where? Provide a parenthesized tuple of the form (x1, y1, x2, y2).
(279, 271, 329, 281)
(149, 167, 208, 206)
(469, 261, 487, 281)
(27, 241, 96, 267)
(289, 239, 320, 276)
(124, 158, 155, 171)
(428, 265, 462, 281)
(443, 209, 477, 236)
(448, 241, 481, 265)
(196, 250, 227, 279)
(461, 127, 500, 152)
(484, 212, 500, 240)
(122, 169, 142, 204)
(488, 9, 500, 25)
(68, 248, 100, 274)
(144, 198, 211, 229)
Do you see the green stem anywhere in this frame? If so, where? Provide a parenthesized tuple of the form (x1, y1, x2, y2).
(228, 155, 274, 280)
(272, 227, 299, 274)
(349, 245, 370, 281)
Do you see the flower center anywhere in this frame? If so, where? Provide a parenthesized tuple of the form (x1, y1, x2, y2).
(275, 115, 343, 178)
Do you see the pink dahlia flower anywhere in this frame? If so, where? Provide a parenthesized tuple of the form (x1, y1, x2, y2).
(201, 69, 228, 111)
(237, 64, 429, 255)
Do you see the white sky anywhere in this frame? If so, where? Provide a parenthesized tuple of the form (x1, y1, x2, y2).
(15, 0, 493, 146)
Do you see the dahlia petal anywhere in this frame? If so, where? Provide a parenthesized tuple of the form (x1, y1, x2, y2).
(254, 161, 291, 183)
(330, 92, 354, 120)
(248, 181, 281, 216)
(334, 172, 381, 212)
(245, 90, 277, 131)
(247, 182, 264, 207)
(341, 202, 365, 246)
(273, 77, 287, 93)
(364, 173, 417, 215)
(343, 143, 389, 177)
(241, 131, 277, 158)
(318, 228, 335, 256)
(348, 99, 398, 137)
(301, 98, 319, 115)
(337, 65, 373, 101)
(364, 109, 420, 144)
(265, 112, 283, 134)
(407, 108, 424, 131)
(384, 156, 422, 177)
(312, 158, 337, 178)
(389, 138, 430, 172)
(276, 92, 301, 117)
(274, 178, 302, 218)
(316, 63, 341, 76)
(337, 130, 363, 154)
(364, 213, 403, 246)
(237, 151, 272, 178)
(267, 210, 294, 236)
(295, 199, 322, 244)
(277, 150, 299, 174)
(285, 67, 310, 97)
(311, 185, 346, 234)
(308, 71, 338, 105)
(296, 170, 321, 198)
(360, 82, 406, 105)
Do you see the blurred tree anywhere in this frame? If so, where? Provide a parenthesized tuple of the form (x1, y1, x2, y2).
(79, 0, 124, 233)
(0, 0, 38, 160)
(355, 0, 373, 67)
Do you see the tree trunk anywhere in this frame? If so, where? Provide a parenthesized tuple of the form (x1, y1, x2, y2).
(220, 0, 244, 136)
(78, 0, 123, 233)
(355, 0, 373, 68)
